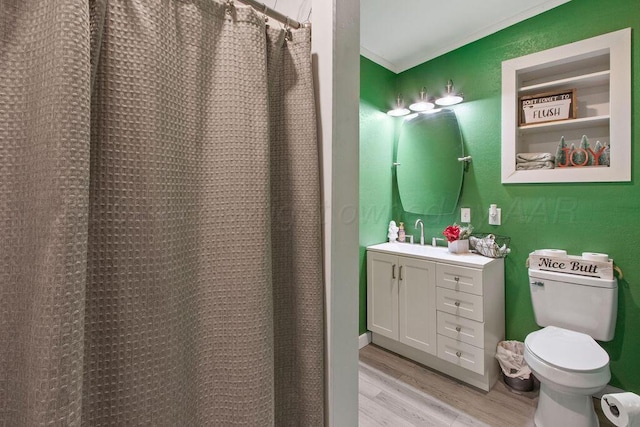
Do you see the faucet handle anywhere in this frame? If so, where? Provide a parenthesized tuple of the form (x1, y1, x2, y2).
(432, 237, 445, 247)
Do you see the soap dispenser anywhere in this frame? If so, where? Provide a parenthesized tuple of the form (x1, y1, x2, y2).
(398, 222, 406, 242)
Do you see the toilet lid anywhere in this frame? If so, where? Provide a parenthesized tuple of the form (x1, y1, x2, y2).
(525, 326, 609, 372)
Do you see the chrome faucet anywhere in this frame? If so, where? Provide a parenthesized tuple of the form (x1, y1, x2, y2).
(415, 219, 424, 245)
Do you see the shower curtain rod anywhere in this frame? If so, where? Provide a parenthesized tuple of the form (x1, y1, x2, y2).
(235, 0, 303, 29)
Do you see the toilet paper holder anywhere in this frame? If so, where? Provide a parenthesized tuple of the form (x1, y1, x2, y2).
(601, 392, 640, 427)
(604, 396, 621, 418)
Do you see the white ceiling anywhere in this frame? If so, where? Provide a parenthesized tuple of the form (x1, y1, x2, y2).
(361, 0, 570, 73)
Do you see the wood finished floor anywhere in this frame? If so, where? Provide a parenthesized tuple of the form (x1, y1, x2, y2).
(359, 344, 615, 427)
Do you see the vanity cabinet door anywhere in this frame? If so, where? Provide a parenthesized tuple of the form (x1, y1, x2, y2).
(367, 252, 399, 340)
(399, 257, 437, 355)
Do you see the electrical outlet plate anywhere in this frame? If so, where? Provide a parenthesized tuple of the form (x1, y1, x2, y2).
(461, 208, 471, 223)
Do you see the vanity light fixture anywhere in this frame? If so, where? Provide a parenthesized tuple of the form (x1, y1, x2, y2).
(435, 79, 464, 106)
(409, 87, 435, 112)
(387, 94, 410, 117)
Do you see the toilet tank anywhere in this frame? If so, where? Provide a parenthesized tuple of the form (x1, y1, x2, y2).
(529, 268, 618, 341)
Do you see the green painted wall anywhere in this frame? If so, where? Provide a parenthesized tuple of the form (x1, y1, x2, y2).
(359, 57, 397, 335)
(360, 0, 640, 392)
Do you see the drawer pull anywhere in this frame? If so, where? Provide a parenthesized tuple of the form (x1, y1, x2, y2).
(454, 276, 460, 282)
(456, 351, 462, 358)
(454, 301, 461, 307)
(455, 326, 461, 332)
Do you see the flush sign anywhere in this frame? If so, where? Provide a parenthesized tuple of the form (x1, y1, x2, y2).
(519, 89, 576, 126)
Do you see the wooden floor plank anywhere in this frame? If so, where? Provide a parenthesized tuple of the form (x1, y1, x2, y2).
(362, 345, 536, 427)
(359, 343, 616, 427)
(360, 362, 461, 425)
(452, 413, 491, 427)
(360, 375, 383, 400)
(359, 407, 385, 427)
(359, 393, 416, 427)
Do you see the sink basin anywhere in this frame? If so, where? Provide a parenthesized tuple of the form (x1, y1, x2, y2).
(367, 242, 495, 267)
(384, 241, 448, 257)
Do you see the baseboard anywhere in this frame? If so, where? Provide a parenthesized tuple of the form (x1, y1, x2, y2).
(359, 332, 371, 349)
(593, 384, 626, 399)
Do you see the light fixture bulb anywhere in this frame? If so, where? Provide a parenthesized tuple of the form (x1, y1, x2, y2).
(435, 80, 464, 106)
(409, 87, 435, 112)
(387, 94, 410, 117)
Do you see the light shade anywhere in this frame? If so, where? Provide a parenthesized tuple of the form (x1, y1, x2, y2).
(387, 94, 410, 117)
(435, 80, 463, 106)
(409, 87, 435, 112)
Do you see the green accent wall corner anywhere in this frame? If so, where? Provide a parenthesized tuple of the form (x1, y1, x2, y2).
(359, 57, 397, 335)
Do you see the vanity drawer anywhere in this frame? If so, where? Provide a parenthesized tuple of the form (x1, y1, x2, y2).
(437, 264, 483, 296)
(436, 287, 484, 322)
(437, 335, 485, 375)
(437, 311, 485, 348)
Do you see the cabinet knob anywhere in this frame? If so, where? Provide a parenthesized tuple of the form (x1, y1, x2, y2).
(454, 301, 461, 307)
(454, 276, 460, 282)
(456, 351, 462, 358)
(455, 326, 461, 332)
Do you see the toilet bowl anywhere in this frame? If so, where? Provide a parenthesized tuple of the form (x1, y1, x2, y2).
(524, 326, 610, 427)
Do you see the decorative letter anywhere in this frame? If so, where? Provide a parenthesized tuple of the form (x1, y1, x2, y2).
(570, 148, 589, 167)
(587, 146, 606, 166)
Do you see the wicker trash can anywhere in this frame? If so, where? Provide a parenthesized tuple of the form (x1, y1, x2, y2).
(496, 340, 534, 392)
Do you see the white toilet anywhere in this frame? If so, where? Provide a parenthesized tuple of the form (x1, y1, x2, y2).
(525, 268, 618, 427)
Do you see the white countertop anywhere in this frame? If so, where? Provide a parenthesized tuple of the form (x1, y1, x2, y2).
(367, 242, 500, 268)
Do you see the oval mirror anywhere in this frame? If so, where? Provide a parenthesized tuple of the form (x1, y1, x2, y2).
(396, 109, 464, 215)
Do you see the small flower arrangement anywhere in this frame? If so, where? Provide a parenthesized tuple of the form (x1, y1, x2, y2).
(443, 223, 473, 242)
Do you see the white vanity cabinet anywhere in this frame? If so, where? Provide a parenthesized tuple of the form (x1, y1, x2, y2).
(367, 252, 437, 355)
(367, 242, 504, 391)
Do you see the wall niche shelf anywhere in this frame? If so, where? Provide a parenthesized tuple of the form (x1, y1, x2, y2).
(501, 28, 630, 183)
(518, 115, 610, 134)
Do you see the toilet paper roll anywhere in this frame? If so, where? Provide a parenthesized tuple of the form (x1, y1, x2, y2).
(538, 249, 568, 257)
(601, 393, 640, 427)
(582, 252, 609, 262)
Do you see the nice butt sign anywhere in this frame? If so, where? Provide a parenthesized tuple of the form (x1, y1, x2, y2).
(529, 251, 614, 280)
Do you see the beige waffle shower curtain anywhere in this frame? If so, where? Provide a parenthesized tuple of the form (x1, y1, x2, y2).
(0, 1, 324, 425)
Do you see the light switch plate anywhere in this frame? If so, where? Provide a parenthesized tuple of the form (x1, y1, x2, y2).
(461, 207, 471, 223)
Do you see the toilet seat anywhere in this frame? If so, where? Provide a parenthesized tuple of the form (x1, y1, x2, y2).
(525, 326, 609, 372)
(524, 327, 611, 393)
